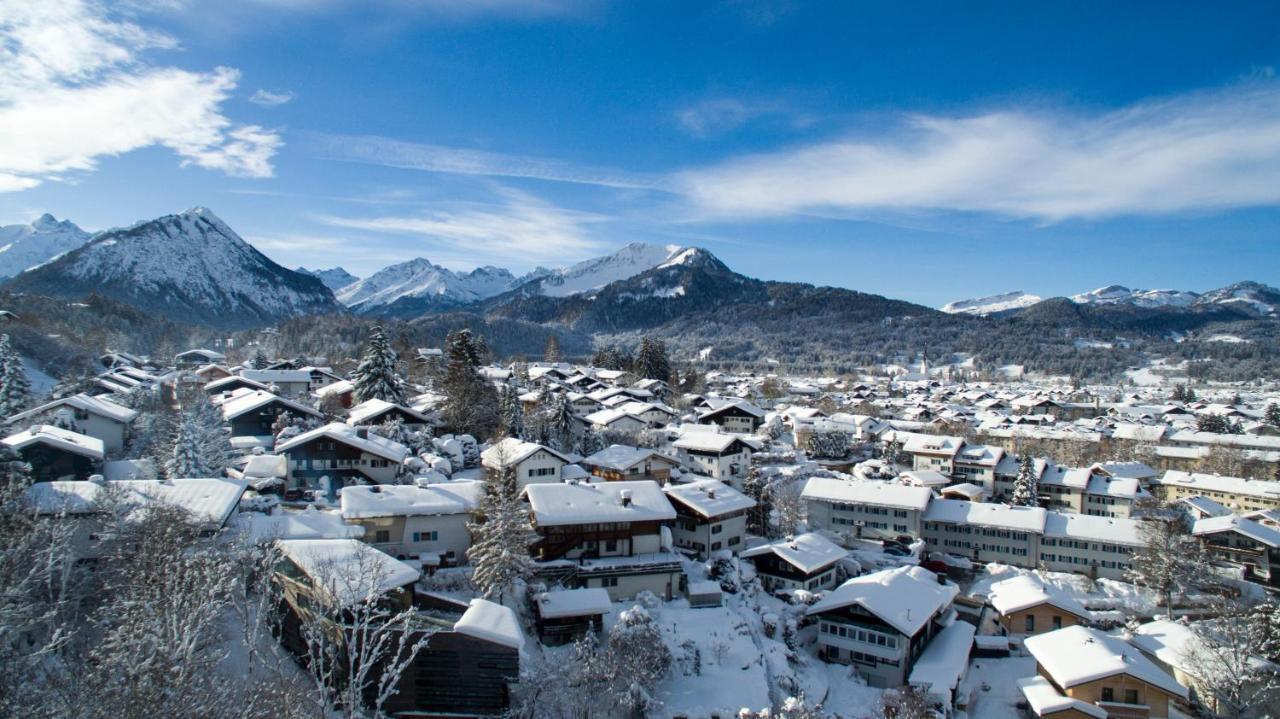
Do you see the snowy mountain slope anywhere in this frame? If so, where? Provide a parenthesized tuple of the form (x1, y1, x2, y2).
(337, 258, 526, 314)
(3, 208, 341, 329)
(533, 242, 688, 297)
(0, 214, 91, 279)
(297, 266, 359, 291)
(1070, 285, 1199, 308)
(1193, 281, 1279, 316)
(940, 291, 1043, 316)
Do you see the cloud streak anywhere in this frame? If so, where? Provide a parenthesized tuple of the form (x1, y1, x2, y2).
(249, 88, 294, 106)
(677, 83, 1280, 222)
(301, 132, 671, 191)
(314, 186, 609, 267)
(0, 0, 281, 191)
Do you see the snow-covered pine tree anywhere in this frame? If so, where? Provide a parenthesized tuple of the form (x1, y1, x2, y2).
(351, 324, 406, 404)
(804, 430, 850, 459)
(1127, 506, 1208, 613)
(548, 392, 575, 451)
(498, 384, 525, 440)
(577, 428, 605, 457)
(542, 334, 562, 363)
(441, 329, 499, 438)
(635, 337, 671, 381)
(166, 415, 209, 478)
(1011, 454, 1038, 506)
(466, 453, 535, 603)
(1266, 403, 1280, 429)
(190, 394, 233, 476)
(0, 334, 31, 417)
(607, 605, 672, 716)
(249, 347, 270, 370)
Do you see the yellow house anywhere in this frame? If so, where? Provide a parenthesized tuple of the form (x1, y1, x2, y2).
(987, 574, 1094, 636)
(1023, 626, 1188, 719)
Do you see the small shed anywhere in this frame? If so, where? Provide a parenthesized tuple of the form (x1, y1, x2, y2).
(533, 588, 612, 646)
(686, 580, 723, 608)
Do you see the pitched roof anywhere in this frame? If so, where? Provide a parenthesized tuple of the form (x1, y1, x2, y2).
(221, 389, 321, 421)
(802, 476, 933, 510)
(340, 480, 484, 519)
(454, 598, 525, 650)
(3, 424, 104, 460)
(1024, 626, 1187, 699)
(986, 574, 1093, 620)
(1193, 514, 1280, 547)
(807, 565, 958, 636)
(480, 437, 570, 468)
(663, 479, 756, 518)
(525, 479, 675, 527)
(278, 538, 419, 606)
(6, 393, 137, 425)
(924, 498, 1048, 533)
(275, 422, 409, 463)
(27, 477, 246, 527)
(346, 398, 431, 426)
(582, 444, 675, 472)
(741, 532, 847, 574)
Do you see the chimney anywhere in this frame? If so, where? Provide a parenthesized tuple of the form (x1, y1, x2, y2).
(936, 572, 946, 585)
(620, 489, 632, 507)
(356, 427, 368, 440)
(707, 487, 717, 499)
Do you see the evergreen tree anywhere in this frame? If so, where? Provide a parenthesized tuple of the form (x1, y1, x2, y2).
(1197, 413, 1230, 434)
(498, 384, 525, 440)
(249, 347, 270, 370)
(166, 415, 208, 478)
(441, 329, 500, 438)
(742, 466, 770, 536)
(467, 456, 535, 603)
(1265, 403, 1280, 429)
(0, 334, 31, 417)
(543, 334, 562, 363)
(635, 337, 671, 381)
(577, 428, 605, 457)
(1011, 454, 1038, 507)
(547, 392, 576, 451)
(351, 325, 406, 404)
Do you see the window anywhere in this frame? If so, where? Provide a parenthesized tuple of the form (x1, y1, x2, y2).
(528, 467, 557, 478)
(1124, 689, 1138, 705)
(711, 524, 723, 534)
(600, 577, 618, 587)
(1052, 615, 1062, 630)
(728, 535, 741, 546)
(605, 539, 618, 552)
(375, 530, 390, 543)
(412, 531, 438, 542)
(1100, 688, 1114, 703)
(1024, 615, 1035, 632)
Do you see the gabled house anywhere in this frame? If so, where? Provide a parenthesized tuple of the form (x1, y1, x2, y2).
(581, 444, 680, 483)
(1192, 514, 1280, 587)
(204, 374, 271, 397)
(220, 389, 323, 439)
(175, 348, 225, 367)
(315, 379, 356, 409)
(698, 398, 766, 433)
(740, 532, 846, 593)
(673, 431, 758, 481)
(480, 438, 571, 489)
(663, 479, 755, 559)
(532, 588, 612, 646)
(524, 479, 681, 600)
(340, 480, 484, 566)
(807, 565, 959, 687)
(239, 369, 312, 396)
(346, 398, 433, 429)
(275, 423, 409, 495)
(3, 424, 104, 482)
(986, 574, 1094, 635)
(583, 407, 648, 435)
(901, 434, 965, 475)
(1023, 626, 1188, 719)
(6, 393, 137, 454)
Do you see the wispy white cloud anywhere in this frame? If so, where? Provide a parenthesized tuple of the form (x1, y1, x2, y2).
(249, 88, 294, 107)
(678, 83, 1280, 222)
(302, 132, 669, 191)
(314, 186, 609, 267)
(0, 0, 281, 191)
(674, 96, 811, 138)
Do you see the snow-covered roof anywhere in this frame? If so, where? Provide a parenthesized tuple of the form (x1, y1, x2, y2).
(1179, 495, 1232, 518)
(801, 477, 933, 511)
(278, 538, 419, 606)
(940, 482, 985, 500)
(275, 422, 409, 463)
(525, 480, 675, 527)
(1084, 474, 1139, 499)
(663, 479, 756, 518)
(1091, 460, 1158, 480)
(740, 532, 847, 574)
(954, 443, 1003, 466)
(481, 437, 570, 469)
(673, 431, 759, 454)
(314, 379, 354, 398)
(924, 499, 1048, 533)
(1016, 676, 1107, 719)
(582, 444, 675, 472)
(1156, 470, 1280, 500)
(1023, 625, 1186, 698)
(230, 507, 364, 543)
(699, 398, 766, 420)
(241, 453, 288, 478)
(1043, 512, 1143, 546)
(1040, 466, 1092, 490)
(340, 480, 483, 519)
(908, 620, 975, 701)
(240, 369, 311, 384)
(221, 389, 320, 421)
(808, 565, 958, 636)
(3, 424, 104, 460)
(534, 588, 612, 619)
(583, 407, 642, 427)
(901, 434, 964, 456)
(986, 574, 1092, 620)
(454, 598, 524, 650)
(1193, 514, 1280, 547)
(346, 398, 430, 426)
(7, 392, 138, 425)
(27, 477, 246, 527)
(204, 374, 270, 393)
(898, 470, 951, 488)
(102, 458, 157, 481)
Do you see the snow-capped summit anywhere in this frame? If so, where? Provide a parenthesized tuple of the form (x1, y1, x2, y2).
(534, 242, 689, 297)
(1070, 285, 1199, 308)
(3, 207, 340, 329)
(0, 213, 92, 279)
(1193, 281, 1279, 316)
(296, 266, 359, 291)
(940, 291, 1042, 316)
(337, 257, 525, 313)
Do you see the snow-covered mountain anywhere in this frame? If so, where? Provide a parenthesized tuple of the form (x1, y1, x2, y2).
(0, 213, 91, 279)
(533, 242, 688, 297)
(297, 266, 359, 291)
(337, 258, 527, 314)
(1070, 285, 1200, 308)
(940, 291, 1043, 316)
(1193, 281, 1279, 316)
(3, 208, 340, 329)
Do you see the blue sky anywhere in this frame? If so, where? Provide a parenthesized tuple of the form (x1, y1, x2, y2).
(2, 1, 1279, 307)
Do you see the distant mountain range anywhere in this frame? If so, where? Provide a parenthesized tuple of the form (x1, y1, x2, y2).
(0, 214, 91, 279)
(296, 266, 359, 291)
(943, 282, 1278, 318)
(3, 208, 340, 329)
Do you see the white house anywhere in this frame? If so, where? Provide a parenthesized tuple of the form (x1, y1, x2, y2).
(673, 430, 758, 482)
(480, 438, 572, 489)
(740, 532, 847, 593)
(663, 479, 755, 559)
(802, 477, 932, 542)
(340, 480, 484, 567)
(275, 423, 409, 494)
(6, 393, 137, 454)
